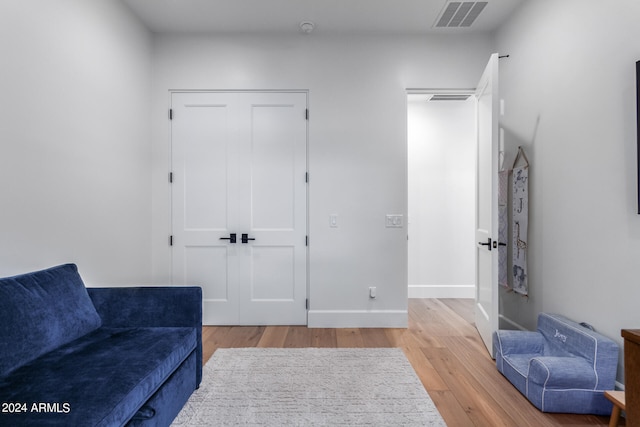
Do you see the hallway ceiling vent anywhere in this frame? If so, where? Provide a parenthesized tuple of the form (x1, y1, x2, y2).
(434, 1, 488, 28)
(429, 94, 471, 101)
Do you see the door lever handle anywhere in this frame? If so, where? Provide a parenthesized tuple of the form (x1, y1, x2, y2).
(241, 233, 255, 244)
(478, 237, 492, 251)
(220, 233, 237, 243)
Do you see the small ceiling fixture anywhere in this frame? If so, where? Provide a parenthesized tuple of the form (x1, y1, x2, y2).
(434, 2, 488, 28)
(299, 21, 315, 34)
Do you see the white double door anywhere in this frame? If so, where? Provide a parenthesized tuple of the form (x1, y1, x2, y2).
(171, 92, 308, 325)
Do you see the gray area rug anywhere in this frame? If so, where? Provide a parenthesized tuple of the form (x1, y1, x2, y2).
(172, 347, 445, 426)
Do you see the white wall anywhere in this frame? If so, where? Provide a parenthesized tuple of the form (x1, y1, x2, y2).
(0, 0, 153, 285)
(494, 0, 640, 382)
(408, 97, 476, 298)
(151, 34, 493, 326)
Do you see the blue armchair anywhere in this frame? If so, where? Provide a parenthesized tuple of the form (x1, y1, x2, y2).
(493, 313, 619, 415)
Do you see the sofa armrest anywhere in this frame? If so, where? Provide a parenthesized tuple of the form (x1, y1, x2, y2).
(494, 330, 545, 356)
(528, 356, 597, 389)
(87, 286, 202, 386)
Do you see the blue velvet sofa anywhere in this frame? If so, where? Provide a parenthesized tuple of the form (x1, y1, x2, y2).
(493, 313, 619, 415)
(0, 264, 202, 426)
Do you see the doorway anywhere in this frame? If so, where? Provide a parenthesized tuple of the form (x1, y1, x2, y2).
(170, 91, 309, 326)
(407, 92, 476, 299)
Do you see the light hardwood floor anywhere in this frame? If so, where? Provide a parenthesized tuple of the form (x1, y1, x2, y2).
(201, 298, 618, 427)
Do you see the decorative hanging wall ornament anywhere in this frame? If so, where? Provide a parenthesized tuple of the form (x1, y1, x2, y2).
(511, 147, 529, 296)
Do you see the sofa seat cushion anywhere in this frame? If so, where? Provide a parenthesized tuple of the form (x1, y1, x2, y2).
(0, 327, 196, 427)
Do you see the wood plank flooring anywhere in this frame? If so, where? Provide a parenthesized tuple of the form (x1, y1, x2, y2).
(201, 298, 617, 427)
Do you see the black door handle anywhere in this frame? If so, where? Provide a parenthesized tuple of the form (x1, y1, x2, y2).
(220, 233, 237, 243)
(478, 237, 492, 251)
(241, 233, 255, 244)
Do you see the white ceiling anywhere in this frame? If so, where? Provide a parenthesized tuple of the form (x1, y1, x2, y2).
(121, 0, 524, 35)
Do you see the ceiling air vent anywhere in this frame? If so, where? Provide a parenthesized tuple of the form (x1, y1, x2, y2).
(429, 94, 471, 101)
(435, 2, 488, 28)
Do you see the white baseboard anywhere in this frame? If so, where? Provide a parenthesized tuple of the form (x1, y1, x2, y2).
(408, 284, 475, 299)
(307, 310, 408, 328)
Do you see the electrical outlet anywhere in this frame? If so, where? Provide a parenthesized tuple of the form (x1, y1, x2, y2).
(329, 214, 338, 228)
(369, 286, 377, 299)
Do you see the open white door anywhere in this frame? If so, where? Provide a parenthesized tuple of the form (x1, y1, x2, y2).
(474, 53, 500, 356)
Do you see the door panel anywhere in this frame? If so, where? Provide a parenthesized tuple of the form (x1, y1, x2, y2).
(474, 54, 500, 356)
(240, 243, 305, 324)
(171, 91, 307, 325)
(184, 245, 238, 325)
(237, 93, 308, 325)
(250, 104, 298, 229)
(172, 95, 240, 325)
(182, 106, 229, 230)
(249, 246, 295, 300)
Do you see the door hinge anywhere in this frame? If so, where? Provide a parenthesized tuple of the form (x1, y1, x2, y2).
(169, 172, 173, 183)
(305, 109, 309, 120)
(306, 236, 308, 246)
(169, 235, 173, 246)
(306, 298, 309, 310)
(169, 109, 173, 120)
(305, 172, 309, 183)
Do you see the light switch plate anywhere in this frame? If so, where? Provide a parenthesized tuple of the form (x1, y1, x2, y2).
(385, 214, 403, 228)
(329, 214, 338, 228)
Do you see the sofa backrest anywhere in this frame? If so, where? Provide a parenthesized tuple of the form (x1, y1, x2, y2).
(0, 264, 102, 377)
(537, 313, 619, 389)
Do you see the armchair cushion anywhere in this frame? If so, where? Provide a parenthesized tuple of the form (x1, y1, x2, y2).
(493, 330, 545, 355)
(528, 357, 597, 389)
